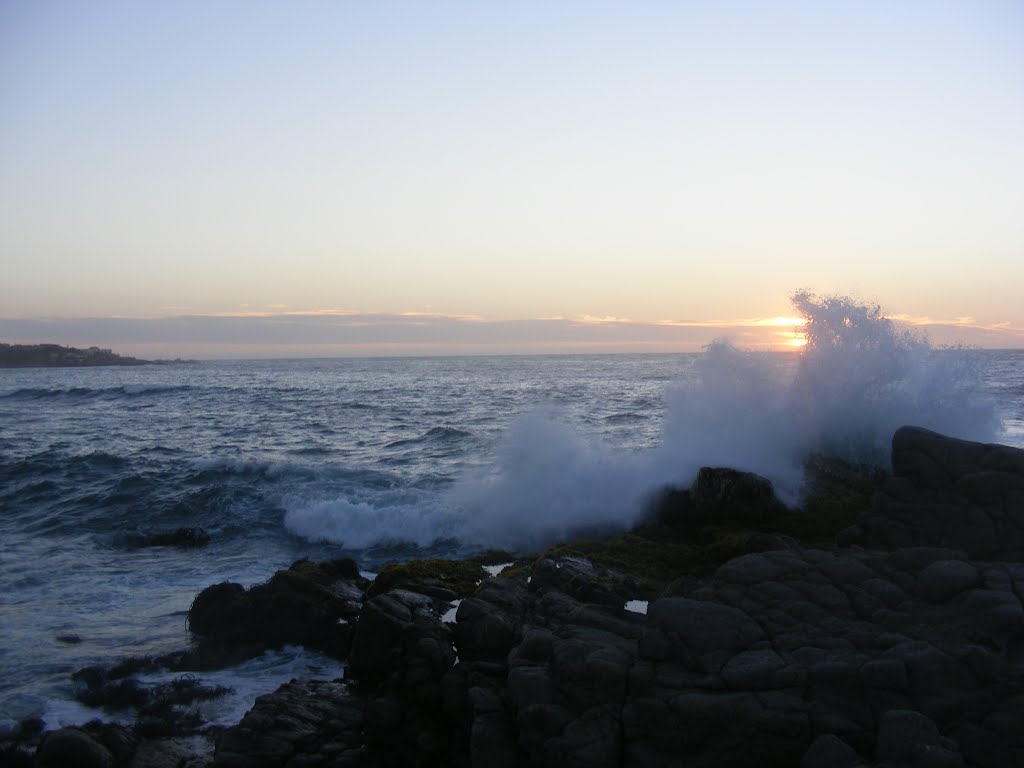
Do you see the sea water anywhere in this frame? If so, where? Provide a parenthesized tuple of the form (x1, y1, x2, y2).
(1, 326, 1022, 728)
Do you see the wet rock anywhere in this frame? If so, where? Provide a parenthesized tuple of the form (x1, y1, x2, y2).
(214, 679, 363, 768)
(0, 694, 44, 742)
(646, 467, 788, 536)
(691, 466, 788, 527)
(348, 588, 453, 685)
(188, 558, 366, 658)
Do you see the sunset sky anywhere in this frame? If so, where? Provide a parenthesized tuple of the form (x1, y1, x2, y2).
(2, 1, 1022, 357)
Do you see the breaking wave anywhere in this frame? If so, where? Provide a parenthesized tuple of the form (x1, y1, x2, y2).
(453, 291, 1001, 551)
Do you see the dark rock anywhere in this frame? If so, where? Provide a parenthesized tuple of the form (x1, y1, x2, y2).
(367, 557, 488, 599)
(875, 709, 943, 765)
(691, 466, 787, 527)
(863, 427, 1024, 559)
(188, 558, 366, 658)
(214, 679, 363, 768)
(646, 597, 764, 655)
(892, 426, 1024, 488)
(914, 560, 980, 603)
(36, 728, 113, 768)
(348, 588, 453, 684)
(801, 734, 863, 768)
(646, 467, 788, 537)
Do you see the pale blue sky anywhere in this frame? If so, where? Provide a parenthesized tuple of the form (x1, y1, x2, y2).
(2, 1, 1022, 354)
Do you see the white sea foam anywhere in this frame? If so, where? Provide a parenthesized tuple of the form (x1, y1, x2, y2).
(483, 562, 513, 576)
(453, 292, 1001, 551)
(283, 487, 462, 548)
(624, 600, 649, 615)
(441, 599, 462, 623)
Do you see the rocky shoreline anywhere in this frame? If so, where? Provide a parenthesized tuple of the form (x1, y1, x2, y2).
(0, 342, 152, 368)
(6, 425, 1024, 767)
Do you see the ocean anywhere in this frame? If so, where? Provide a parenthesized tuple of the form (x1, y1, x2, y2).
(1, 343, 1022, 730)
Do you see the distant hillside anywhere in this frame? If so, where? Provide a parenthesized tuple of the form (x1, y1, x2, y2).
(0, 342, 151, 368)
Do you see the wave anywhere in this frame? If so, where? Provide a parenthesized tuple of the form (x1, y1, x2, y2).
(603, 412, 649, 423)
(0, 384, 190, 401)
(385, 426, 473, 449)
(120, 384, 189, 396)
(451, 291, 1002, 551)
(282, 486, 462, 549)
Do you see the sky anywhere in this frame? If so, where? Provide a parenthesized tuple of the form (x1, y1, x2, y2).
(1, 1, 1022, 357)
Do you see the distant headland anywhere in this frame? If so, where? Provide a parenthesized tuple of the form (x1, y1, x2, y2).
(0, 342, 153, 368)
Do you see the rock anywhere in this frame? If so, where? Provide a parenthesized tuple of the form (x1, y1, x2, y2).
(653, 467, 788, 534)
(720, 649, 795, 690)
(37, 728, 113, 768)
(801, 734, 863, 768)
(213, 679, 362, 768)
(348, 588, 453, 684)
(131, 738, 211, 768)
(0, 694, 44, 741)
(876, 709, 943, 765)
(914, 560, 980, 603)
(646, 597, 764, 655)
(891, 426, 1024, 489)
(692, 466, 785, 521)
(155, 431, 1024, 766)
(367, 558, 488, 599)
(863, 427, 1024, 559)
(188, 558, 366, 658)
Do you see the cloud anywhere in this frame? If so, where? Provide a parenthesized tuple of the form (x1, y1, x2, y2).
(1, 310, 1021, 358)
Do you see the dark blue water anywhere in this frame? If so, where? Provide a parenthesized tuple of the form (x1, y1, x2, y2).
(1, 349, 1021, 728)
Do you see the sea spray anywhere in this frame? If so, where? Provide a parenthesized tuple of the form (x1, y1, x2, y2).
(455, 292, 1001, 550)
(788, 291, 1000, 461)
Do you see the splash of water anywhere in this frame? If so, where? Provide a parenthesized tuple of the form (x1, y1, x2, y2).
(455, 291, 1001, 550)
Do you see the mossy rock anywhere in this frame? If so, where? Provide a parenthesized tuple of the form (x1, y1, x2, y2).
(284, 558, 364, 588)
(544, 534, 691, 580)
(367, 558, 488, 599)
